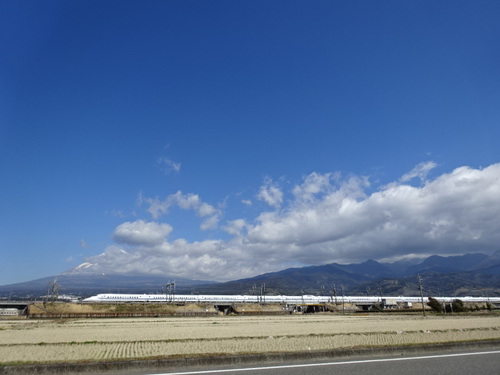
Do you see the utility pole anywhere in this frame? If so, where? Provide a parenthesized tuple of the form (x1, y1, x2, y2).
(165, 280, 175, 303)
(164, 281, 168, 302)
(45, 279, 61, 303)
(332, 284, 338, 305)
(417, 274, 426, 317)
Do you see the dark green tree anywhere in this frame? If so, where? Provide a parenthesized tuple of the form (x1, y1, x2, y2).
(427, 297, 443, 313)
(451, 299, 466, 312)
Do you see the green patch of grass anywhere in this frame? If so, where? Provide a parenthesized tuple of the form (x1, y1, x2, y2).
(1, 361, 29, 366)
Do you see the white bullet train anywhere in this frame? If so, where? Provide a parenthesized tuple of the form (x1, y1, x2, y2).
(83, 293, 500, 304)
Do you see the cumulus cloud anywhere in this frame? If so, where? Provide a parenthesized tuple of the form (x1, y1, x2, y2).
(83, 163, 500, 281)
(257, 178, 283, 208)
(142, 191, 221, 230)
(292, 172, 336, 202)
(222, 219, 250, 236)
(113, 220, 172, 246)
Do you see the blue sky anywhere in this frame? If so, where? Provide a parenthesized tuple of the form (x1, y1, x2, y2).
(1, 1, 499, 285)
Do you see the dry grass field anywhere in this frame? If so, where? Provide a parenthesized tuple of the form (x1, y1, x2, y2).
(1, 314, 499, 365)
(27, 302, 217, 315)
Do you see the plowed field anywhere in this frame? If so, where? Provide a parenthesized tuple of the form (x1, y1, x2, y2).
(1, 314, 499, 365)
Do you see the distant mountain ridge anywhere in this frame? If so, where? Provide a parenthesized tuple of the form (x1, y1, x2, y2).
(195, 251, 500, 296)
(403, 253, 489, 275)
(0, 274, 213, 297)
(1, 251, 499, 297)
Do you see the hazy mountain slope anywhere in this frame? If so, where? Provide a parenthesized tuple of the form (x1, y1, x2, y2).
(0, 273, 212, 297)
(404, 253, 489, 275)
(2, 252, 499, 298)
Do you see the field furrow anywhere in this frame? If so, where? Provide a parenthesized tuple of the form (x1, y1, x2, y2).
(1, 315, 499, 364)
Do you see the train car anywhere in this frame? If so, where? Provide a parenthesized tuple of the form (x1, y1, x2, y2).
(82, 293, 500, 304)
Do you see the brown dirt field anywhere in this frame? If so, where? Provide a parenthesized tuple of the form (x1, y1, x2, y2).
(1, 314, 499, 365)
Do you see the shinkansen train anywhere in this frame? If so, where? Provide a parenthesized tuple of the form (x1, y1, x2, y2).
(82, 294, 500, 304)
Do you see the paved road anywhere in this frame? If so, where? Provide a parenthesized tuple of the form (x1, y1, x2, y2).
(142, 350, 500, 375)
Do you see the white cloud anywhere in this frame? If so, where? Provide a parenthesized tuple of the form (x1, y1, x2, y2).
(157, 157, 181, 174)
(143, 191, 221, 230)
(257, 178, 283, 208)
(200, 215, 220, 231)
(113, 220, 172, 246)
(84, 163, 500, 281)
(250, 164, 500, 258)
(198, 202, 217, 217)
(222, 219, 250, 236)
(400, 161, 437, 183)
(176, 192, 201, 210)
(292, 172, 336, 202)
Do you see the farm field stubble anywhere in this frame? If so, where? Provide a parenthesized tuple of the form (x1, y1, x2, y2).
(1, 314, 499, 365)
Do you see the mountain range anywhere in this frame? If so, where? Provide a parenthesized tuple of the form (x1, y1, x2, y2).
(1, 251, 499, 298)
